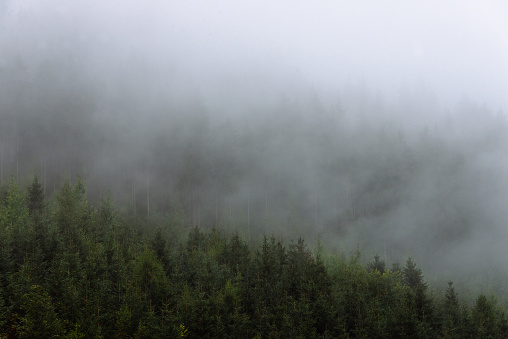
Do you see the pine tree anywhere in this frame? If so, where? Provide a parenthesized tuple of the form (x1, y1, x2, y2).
(18, 285, 64, 338)
(151, 227, 171, 273)
(471, 294, 498, 338)
(54, 178, 91, 250)
(133, 248, 169, 310)
(366, 254, 385, 274)
(442, 281, 461, 338)
(0, 178, 29, 269)
(402, 257, 427, 291)
(0, 177, 28, 232)
(401, 257, 432, 332)
(444, 281, 458, 309)
(27, 176, 45, 218)
(27, 176, 48, 264)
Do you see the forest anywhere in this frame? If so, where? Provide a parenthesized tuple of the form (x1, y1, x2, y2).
(2, 35, 508, 337)
(1, 55, 508, 295)
(0, 176, 507, 338)
(2, 2, 508, 337)
(2, 38, 508, 337)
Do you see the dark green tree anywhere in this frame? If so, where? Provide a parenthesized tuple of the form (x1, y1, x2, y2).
(133, 248, 169, 311)
(54, 178, 91, 250)
(471, 294, 498, 338)
(401, 257, 433, 335)
(151, 227, 171, 273)
(366, 254, 386, 274)
(402, 257, 427, 291)
(0, 178, 29, 269)
(18, 285, 64, 339)
(27, 175, 45, 218)
(96, 191, 118, 241)
(441, 281, 462, 338)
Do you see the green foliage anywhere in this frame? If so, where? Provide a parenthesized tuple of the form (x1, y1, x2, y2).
(178, 323, 189, 337)
(115, 304, 133, 338)
(18, 285, 64, 338)
(440, 281, 463, 337)
(0, 177, 28, 231)
(133, 247, 169, 309)
(0, 178, 30, 271)
(471, 294, 499, 338)
(54, 178, 93, 251)
(0, 295, 8, 331)
(402, 257, 427, 291)
(366, 254, 386, 274)
(27, 175, 45, 218)
(0, 177, 506, 338)
(97, 191, 118, 238)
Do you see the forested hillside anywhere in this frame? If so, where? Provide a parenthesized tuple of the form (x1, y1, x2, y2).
(1, 57, 508, 289)
(2, 1, 508, 290)
(2, 2, 508, 337)
(1, 177, 507, 338)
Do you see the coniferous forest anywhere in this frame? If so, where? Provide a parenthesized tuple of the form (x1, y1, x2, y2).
(2, 1, 508, 338)
(1, 176, 508, 338)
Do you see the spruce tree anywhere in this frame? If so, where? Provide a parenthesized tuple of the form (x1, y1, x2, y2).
(402, 257, 427, 291)
(27, 176, 47, 257)
(27, 176, 45, 218)
(471, 294, 498, 338)
(366, 254, 385, 274)
(18, 285, 64, 338)
(442, 281, 461, 338)
(0, 178, 29, 269)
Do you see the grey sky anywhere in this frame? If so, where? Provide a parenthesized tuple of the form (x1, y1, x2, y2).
(2, 0, 507, 111)
(172, 0, 508, 110)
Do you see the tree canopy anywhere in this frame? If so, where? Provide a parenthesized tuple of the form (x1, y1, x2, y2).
(0, 178, 506, 338)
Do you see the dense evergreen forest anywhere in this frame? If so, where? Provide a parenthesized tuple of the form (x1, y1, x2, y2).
(1, 176, 508, 338)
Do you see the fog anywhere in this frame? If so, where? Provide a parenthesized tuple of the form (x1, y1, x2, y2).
(1, 0, 508, 295)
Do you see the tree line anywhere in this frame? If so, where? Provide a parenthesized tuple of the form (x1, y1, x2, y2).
(2, 56, 508, 281)
(0, 176, 507, 338)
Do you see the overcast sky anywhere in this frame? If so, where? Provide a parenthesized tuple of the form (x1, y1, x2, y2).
(2, 0, 508, 112)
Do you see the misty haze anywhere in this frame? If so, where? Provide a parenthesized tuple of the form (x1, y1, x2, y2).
(1, 1, 508, 337)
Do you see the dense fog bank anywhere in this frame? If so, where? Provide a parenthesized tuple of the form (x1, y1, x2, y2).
(1, 1, 508, 295)
(2, 48, 508, 285)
